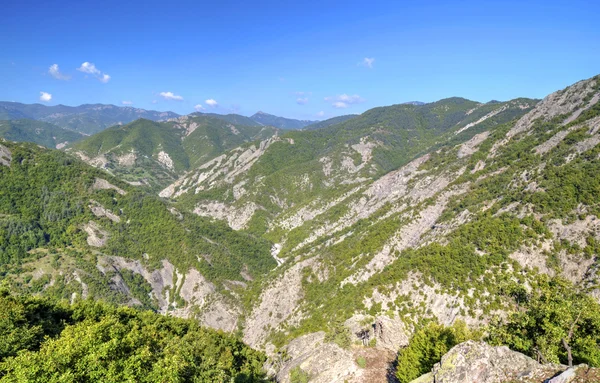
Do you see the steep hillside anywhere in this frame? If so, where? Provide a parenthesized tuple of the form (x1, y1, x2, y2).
(0, 140, 275, 330)
(0, 102, 179, 134)
(156, 75, 600, 381)
(163, 97, 536, 232)
(71, 115, 279, 190)
(250, 111, 317, 129)
(0, 119, 84, 148)
(3, 75, 600, 382)
(245, 75, 600, 354)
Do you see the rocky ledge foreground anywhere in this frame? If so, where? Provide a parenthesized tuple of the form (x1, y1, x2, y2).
(411, 341, 599, 383)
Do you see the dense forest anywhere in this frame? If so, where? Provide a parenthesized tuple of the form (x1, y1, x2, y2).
(0, 291, 267, 382)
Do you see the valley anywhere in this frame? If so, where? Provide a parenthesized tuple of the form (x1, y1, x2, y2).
(1, 75, 600, 382)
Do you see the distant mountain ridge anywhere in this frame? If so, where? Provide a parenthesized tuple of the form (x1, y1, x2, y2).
(188, 112, 262, 127)
(0, 102, 180, 135)
(250, 111, 317, 129)
(0, 119, 84, 148)
(303, 114, 358, 130)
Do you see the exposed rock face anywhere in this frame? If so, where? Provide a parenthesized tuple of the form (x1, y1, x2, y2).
(89, 200, 121, 223)
(83, 221, 109, 247)
(160, 136, 280, 201)
(275, 332, 362, 383)
(244, 258, 318, 347)
(344, 314, 410, 351)
(157, 150, 174, 170)
(508, 77, 598, 139)
(344, 183, 468, 285)
(455, 106, 507, 135)
(193, 201, 258, 230)
(0, 143, 11, 166)
(457, 131, 490, 158)
(430, 341, 542, 383)
(97, 256, 240, 331)
(75, 151, 110, 169)
(117, 152, 137, 166)
(91, 178, 127, 195)
(411, 341, 599, 383)
(412, 342, 526, 383)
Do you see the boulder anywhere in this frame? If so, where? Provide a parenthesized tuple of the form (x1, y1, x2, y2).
(410, 340, 552, 383)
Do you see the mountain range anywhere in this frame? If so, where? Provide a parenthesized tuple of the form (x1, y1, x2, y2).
(0, 102, 180, 135)
(0, 102, 325, 138)
(1, 75, 600, 382)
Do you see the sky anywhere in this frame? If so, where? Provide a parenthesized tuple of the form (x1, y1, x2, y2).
(1, 0, 599, 120)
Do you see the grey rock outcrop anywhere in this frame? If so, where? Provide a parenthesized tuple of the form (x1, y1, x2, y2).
(275, 332, 362, 383)
(91, 177, 127, 195)
(344, 314, 410, 351)
(89, 200, 121, 223)
(428, 341, 541, 383)
(409, 341, 600, 383)
(83, 221, 109, 247)
(0, 143, 11, 166)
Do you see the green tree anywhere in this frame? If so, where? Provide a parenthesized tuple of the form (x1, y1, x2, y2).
(489, 276, 600, 367)
(0, 293, 267, 382)
(395, 320, 481, 383)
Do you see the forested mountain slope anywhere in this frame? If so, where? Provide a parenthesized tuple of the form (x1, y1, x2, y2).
(303, 114, 358, 130)
(162, 97, 536, 232)
(250, 111, 317, 129)
(0, 119, 84, 149)
(70, 115, 279, 190)
(0, 140, 274, 331)
(190, 111, 263, 127)
(2, 75, 600, 382)
(157, 75, 600, 381)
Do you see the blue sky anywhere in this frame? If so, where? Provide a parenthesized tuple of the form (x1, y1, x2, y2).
(1, 0, 599, 120)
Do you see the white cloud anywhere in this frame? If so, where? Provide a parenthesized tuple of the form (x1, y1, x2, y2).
(160, 91, 184, 101)
(194, 104, 205, 111)
(152, 100, 158, 104)
(48, 64, 70, 80)
(77, 62, 101, 75)
(39, 92, 52, 102)
(317, 111, 325, 117)
(325, 94, 365, 108)
(362, 57, 375, 68)
(77, 62, 110, 83)
(205, 99, 218, 107)
(122, 101, 133, 105)
(296, 97, 309, 105)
